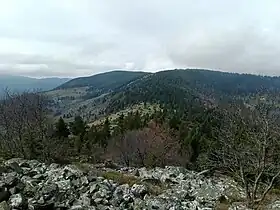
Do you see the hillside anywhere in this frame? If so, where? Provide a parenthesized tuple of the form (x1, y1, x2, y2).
(3, 69, 280, 209)
(57, 70, 149, 90)
(106, 69, 280, 113)
(47, 69, 280, 122)
(0, 75, 70, 94)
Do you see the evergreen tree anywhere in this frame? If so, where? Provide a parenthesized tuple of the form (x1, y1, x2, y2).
(69, 116, 88, 153)
(117, 113, 125, 134)
(99, 118, 110, 148)
(55, 117, 70, 138)
(133, 110, 142, 129)
(70, 116, 87, 136)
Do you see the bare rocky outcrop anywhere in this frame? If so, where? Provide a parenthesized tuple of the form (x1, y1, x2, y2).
(0, 158, 276, 209)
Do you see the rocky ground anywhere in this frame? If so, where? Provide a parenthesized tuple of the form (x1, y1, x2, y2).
(0, 158, 277, 210)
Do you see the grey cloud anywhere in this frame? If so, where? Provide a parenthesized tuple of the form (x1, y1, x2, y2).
(1, 0, 280, 77)
(167, 26, 280, 75)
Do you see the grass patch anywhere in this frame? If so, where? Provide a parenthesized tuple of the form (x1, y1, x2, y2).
(72, 163, 168, 196)
(101, 171, 139, 186)
(145, 182, 167, 196)
(215, 203, 230, 210)
(101, 170, 168, 196)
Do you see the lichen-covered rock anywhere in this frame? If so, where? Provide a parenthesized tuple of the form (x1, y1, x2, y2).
(0, 188, 10, 203)
(266, 200, 280, 210)
(0, 201, 9, 210)
(131, 184, 147, 197)
(8, 193, 27, 209)
(0, 158, 276, 210)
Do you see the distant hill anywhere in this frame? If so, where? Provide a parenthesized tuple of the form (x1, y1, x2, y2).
(0, 75, 70, 94)
(103, 69, 280, 113)
(46, 69, 280, 122)
(57, 70, 149, 90)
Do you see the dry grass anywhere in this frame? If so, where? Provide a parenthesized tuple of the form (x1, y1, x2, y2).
(101, 170, 167, 196)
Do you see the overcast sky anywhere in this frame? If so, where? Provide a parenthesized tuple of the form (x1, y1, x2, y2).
(0, 0, 280, 77)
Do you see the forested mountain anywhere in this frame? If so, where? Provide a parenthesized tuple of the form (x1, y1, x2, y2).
(47, 69, 280, 122)
(106, 69, 280, 113)
(57, 70, 149, 90)
(0, 75, 70, 94)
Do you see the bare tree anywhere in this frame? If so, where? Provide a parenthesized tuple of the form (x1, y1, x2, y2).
(110, 121, 187, 167)
(211, 105, 280, 209)
(0, 89, 51, 160)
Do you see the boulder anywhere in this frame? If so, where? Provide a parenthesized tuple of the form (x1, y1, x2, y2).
(8, 193, 27, 209)
(0, 188, 10, 202)
(0, 201, 9, 210)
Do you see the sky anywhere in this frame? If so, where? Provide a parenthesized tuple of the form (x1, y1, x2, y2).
(0, 0, 280, 77)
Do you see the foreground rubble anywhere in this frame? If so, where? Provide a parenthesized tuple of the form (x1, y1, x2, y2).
(0, 158, 276, 209)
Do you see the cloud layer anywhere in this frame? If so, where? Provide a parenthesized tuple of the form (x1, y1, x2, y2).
(0, 0, 280, 77)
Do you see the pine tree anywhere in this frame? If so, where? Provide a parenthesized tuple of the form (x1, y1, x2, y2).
(70, 116, 87, 136)
(100, 118, 110, 148)
(55, 117, 70, 138)
(117, 113, 125, 134)
(69, 116, 88, 153)
(133, 110, 141, 129)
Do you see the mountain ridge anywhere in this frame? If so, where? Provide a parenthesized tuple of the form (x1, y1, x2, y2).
(46, 68, 280, 123)
(0, 75, 70, 94)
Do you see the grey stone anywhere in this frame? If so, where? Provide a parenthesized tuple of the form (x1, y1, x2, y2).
(0, 201, 9, 210)
(89, 183, 99, 194)
(0, 188, 10, 202)
(265, 200, 280, 210)
(4, 173, 18, 187)
(41, 183, 58, 200)
(81, 176, 89, 186)
(93, 198, 103, 204)
(9, 193, 27, 209)
(32, 201, 55, 210)
(9, 162, 23, 174)
(64, 165, 84, 179)
(131, 184, 147, 197)
(56, 180, 71, 191)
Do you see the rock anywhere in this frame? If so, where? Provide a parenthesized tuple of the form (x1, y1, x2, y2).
(71, 179, 81, 188)
(70, 205, 83, 210)
(4, 159, 24, 167)
(0, 201, 9, 210)
(229, 202, 250, 210)
(41, 183, 58, 200)
(131, 184, 147, 197)
(87, 172, 97, 182)
(142, 178, 161, 186)
(89, 183, 99, 194)
(0, 158, 270, 210)
(9, 162, 23, 174)
(133, 169, 140, 177)
(266, 200, 280, 210)
(8, 193, 27, 209)
(80, 193, 91, 206)
(32, 201, 55, 210)
(0, 167, 9, 176)
(4, 173, 18, 187)
(81, 176, 89, 186)
(93, 198, 103, 204)
(104, 160, 119, 169)
(64, 165, 84, 179)
(0, 188, 10, 202)
(57, 180, 71, 191)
